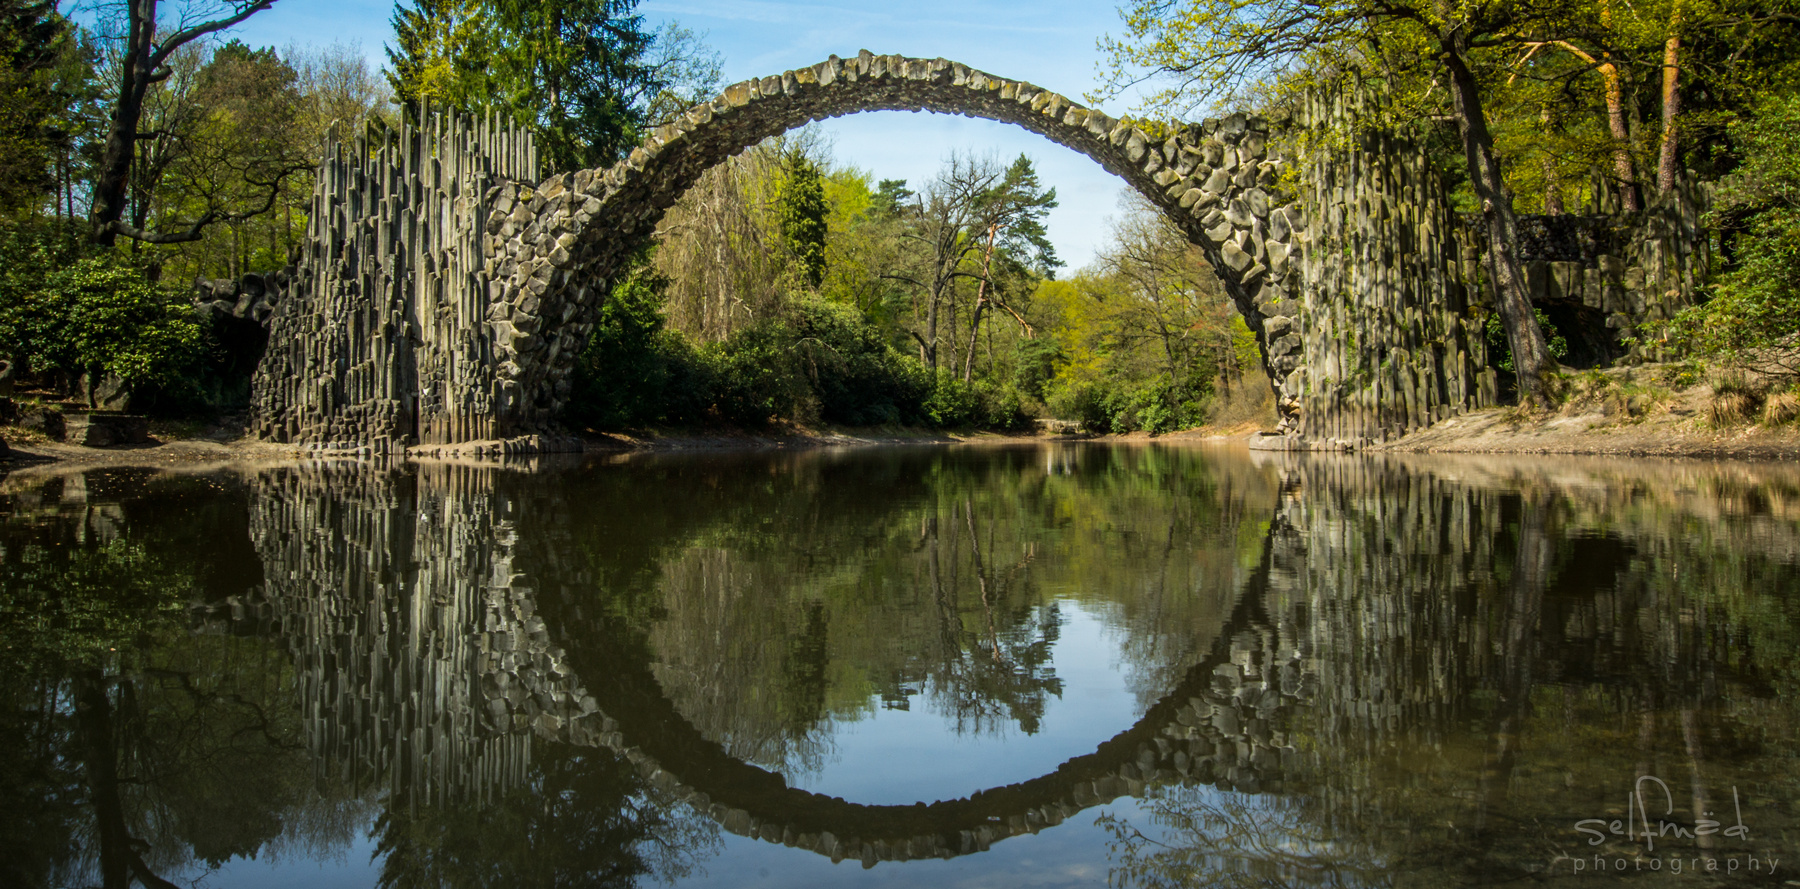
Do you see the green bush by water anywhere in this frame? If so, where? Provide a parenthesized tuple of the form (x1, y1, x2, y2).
(569, 268, 1034, 431)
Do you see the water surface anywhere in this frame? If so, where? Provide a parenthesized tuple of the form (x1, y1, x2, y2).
(3, 444, 1798, 887)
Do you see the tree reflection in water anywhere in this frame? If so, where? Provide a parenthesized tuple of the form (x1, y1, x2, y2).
(2, 450, 1799, 887)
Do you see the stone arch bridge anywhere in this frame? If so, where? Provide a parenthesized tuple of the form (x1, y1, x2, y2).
(250, 51, 1507, 451)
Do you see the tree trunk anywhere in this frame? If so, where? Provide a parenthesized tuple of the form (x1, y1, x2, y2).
(1656, 2, 1684, 192)
(88, 0, 277, 246)
(962, 223, 997, 384)
(1441, 36, 1556, 406)
(1540, 107, 1564, 215)
(74, 671, 131, 889)
(89, 0, 156, 247)
(1601, 64, 1641, 211)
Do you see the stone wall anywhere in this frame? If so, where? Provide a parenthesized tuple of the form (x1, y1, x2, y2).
(248, 112, 539, 453)
(1511, 178, 1711, 365)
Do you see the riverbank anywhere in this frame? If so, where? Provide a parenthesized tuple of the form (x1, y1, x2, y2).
(1374, 382, 1800, 461)
(5, 391, 1799, 470)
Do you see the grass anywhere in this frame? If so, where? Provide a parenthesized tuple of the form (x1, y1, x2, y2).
(0, 424, 53, 445)
(1548, 368, 1676, 423)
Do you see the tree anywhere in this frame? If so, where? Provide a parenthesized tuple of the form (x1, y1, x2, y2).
(1098, 0, 1564, 405)
(2, 253, 207, 402)
(385, 0, 720, 171)
(1664, 92, 1800, 380)
(150, 41, 310, 277)
(884, 153, 1057, 376)
(0, 0, 76, 216)
(775, 148, 828, 289)
(959, 154, 1059, 381)
(87, 0, 282, 246)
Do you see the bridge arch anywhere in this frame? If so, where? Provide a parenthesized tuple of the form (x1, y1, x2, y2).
(482, 51, 1308, 432)
(250, 53, 1498, 452)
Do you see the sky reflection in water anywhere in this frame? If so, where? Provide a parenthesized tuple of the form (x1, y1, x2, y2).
(2, 444, 1798, 888)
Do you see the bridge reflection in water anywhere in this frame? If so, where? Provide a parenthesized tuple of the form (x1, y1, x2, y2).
(3, 446, 1797, 886)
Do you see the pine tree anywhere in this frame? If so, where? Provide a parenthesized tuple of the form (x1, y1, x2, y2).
(383, 0, 678, 171)
(776, 150, 828, 289)
(0, 0, 73, 215)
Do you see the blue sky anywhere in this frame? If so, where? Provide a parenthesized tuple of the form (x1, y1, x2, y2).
(220, 0, 1158, 269)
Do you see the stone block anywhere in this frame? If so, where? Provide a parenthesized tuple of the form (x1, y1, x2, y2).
(20, 407, 63, 441)
(67, 413, 150, 448)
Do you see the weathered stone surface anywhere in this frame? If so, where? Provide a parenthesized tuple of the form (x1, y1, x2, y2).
(19, 407, 64, 442)
(65, 413, 150, 448)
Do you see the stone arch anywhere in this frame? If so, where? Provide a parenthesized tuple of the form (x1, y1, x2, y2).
(483, 51, 1307, 433)
(251, 53, 1499, 452)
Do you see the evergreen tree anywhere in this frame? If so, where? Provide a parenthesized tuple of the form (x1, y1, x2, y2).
(384, 0, 714, 171)
(0, 0, 74, 215)
(776, 150, 827, 289)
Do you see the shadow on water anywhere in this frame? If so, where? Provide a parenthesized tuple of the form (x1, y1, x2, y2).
(2, 445, 1799, 887)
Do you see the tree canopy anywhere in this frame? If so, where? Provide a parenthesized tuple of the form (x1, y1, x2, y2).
(385, 0, 719, 171)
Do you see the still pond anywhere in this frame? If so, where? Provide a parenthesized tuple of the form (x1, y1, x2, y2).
(2, 443, 1797, 887)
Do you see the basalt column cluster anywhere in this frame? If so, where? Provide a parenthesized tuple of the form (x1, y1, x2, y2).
(248, 112, 539, 453)
(239, 463, 546, 805)
(1289, 89, 1499, 447)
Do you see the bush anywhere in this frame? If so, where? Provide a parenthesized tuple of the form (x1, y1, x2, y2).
(569, 274, 948, 430)
(1485, 308, 1568, 374)
(0, 227, 209, 407)
(568, 268, 714, 428)
(1045, 373, 1208, 434)
(784, 297, 931, 426)
(1664, 93, 1800, 380)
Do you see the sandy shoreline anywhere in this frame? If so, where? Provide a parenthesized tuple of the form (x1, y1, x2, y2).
(4, 400, 1798, 474)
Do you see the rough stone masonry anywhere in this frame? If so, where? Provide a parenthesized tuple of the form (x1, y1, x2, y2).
(250, 51, 1706, 453)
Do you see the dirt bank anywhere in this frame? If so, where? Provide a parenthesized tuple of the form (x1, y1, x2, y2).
(5, 392, 1797, 472)
(1376, 387, 1800, 461)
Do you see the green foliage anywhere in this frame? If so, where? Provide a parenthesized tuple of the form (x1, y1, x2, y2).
(0, 221, 203, 397)
(0, 0, 75, 216)
(1046, 372, 1210, 434)
(0, 537, 192, 671)
(1486, 308, 1568, 374)
(978, 153, 1061, 277)
(776, 150, 828, 289)
(1011, 335, 1062, 401)
(569, 268, 938, 429)
(1664, 91, 1800, 379)
(783, 297, 931, 426)
(920, 372, 1031, 430)
(568, 266, 710, 428)
(386, 0, 720, 171)
(21, 258, 206, 396)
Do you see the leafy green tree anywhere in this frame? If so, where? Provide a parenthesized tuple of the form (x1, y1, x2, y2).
(136, 41, 311, 279)
(1665, 91, 1800, 380)
(3, 254, 206, 403)
(385, 0, 720, 171)
(87, 0, 282, 247)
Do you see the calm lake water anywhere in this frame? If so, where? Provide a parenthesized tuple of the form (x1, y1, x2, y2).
(3, 443, 1798, 888)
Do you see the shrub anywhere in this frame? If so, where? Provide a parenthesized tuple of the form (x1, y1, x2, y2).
(1662, 93, 1800, 381)
(1485, 308, 1568, 374)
